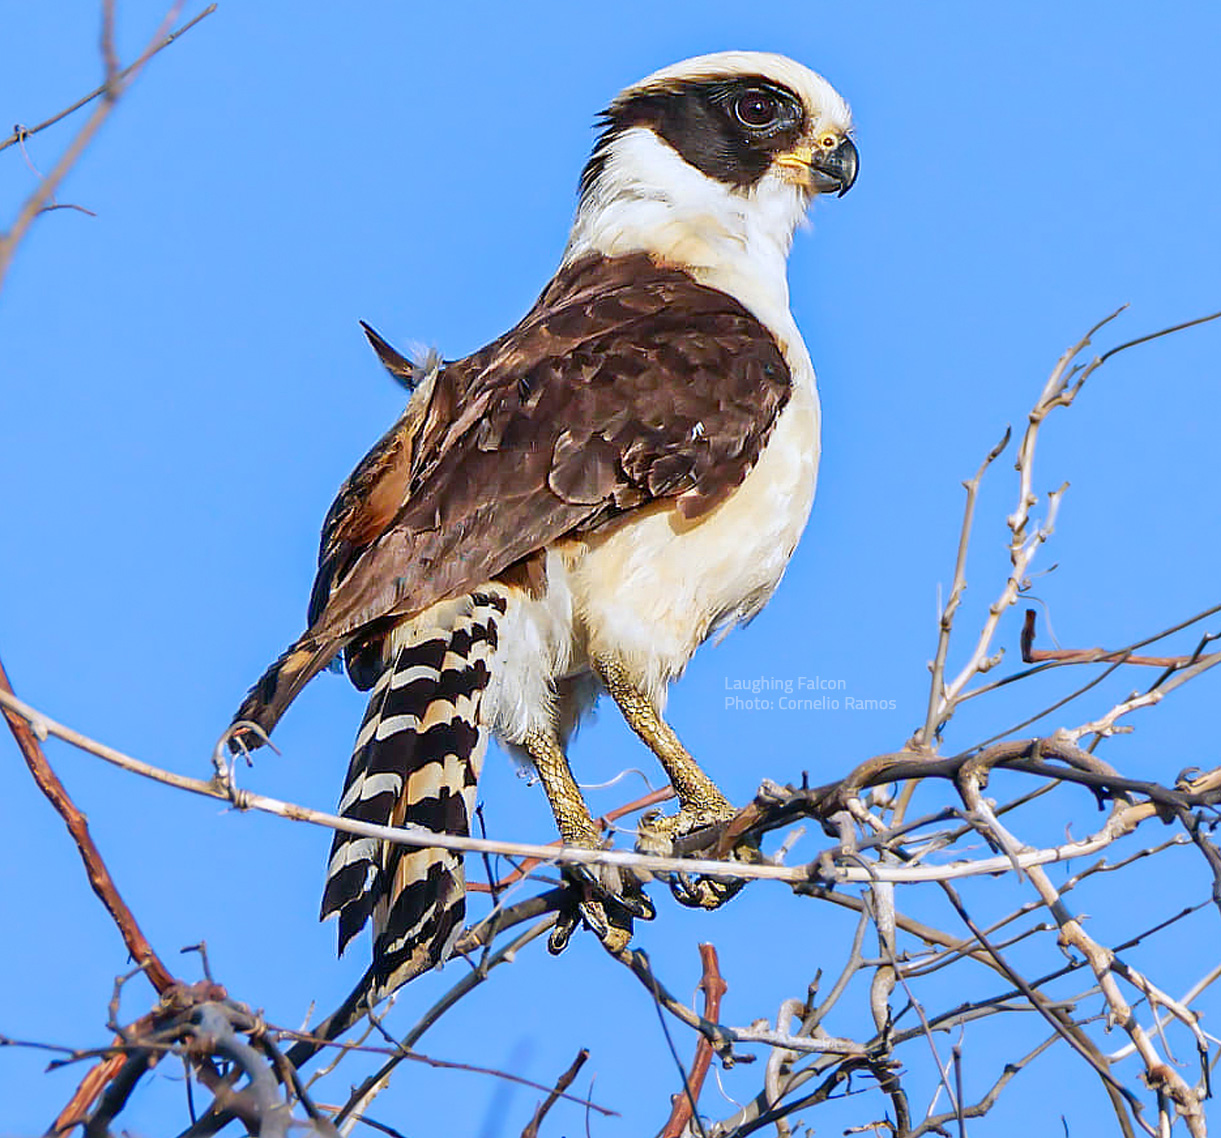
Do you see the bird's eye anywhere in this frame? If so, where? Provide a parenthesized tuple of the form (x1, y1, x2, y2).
(733, 90, 780, 129)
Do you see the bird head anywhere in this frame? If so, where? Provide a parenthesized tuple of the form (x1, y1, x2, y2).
(582, 52, 857, 202)
(568, 52, 855, 279)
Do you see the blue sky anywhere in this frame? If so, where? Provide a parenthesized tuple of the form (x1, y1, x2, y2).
(2, 3, 1219, 1135)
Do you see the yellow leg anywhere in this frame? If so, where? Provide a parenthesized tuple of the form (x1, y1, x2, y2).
(594, 658, 734, 833)
(522, 727, 652, 952)
(522, 727, 602, 847)
(595, 658, 751, 910)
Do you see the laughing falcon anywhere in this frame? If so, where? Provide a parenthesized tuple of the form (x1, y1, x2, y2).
(230, 51, 856, 1001)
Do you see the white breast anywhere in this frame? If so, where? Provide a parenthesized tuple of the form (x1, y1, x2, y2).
(482, 359, 819, 744)
(483, 125, 824, 739)
(569, 364, 819, 709)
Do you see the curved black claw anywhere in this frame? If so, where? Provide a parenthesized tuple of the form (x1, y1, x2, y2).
(547, 905, 580, 955)
(637, 807, 760, 911)
(668, 870, 748, 910)
(546, 864, 654, 956)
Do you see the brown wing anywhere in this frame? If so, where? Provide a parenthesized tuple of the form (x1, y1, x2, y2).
(232, 252, 791, 740)
(313, 251, 793, 639)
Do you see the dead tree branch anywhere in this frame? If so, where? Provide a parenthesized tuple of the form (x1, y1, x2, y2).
(0, 3, 216, 294)
(662, 944, 729, 1138)
(521, 1049, 590, 1138)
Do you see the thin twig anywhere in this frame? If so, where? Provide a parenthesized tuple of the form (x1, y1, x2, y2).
(916, 427, 1012, 751)
(0, 2, 206, 294)
(662, 945, 729, 1138)
(6, 687, 1217, 893)
(521, 1049, 590, 1138)
(0, 5, 216, 154)
(334, 917, 560, 1128)
(1020, 609, 1215, 668)
(468, 787, 675, 894)
(0, 659, 174, 991)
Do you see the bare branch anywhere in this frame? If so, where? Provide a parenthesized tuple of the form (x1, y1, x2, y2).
(1, 658, 174, 991)
(0, 5, 216, 154)
(1021, 608, 1219, 668)
(521, 1049, 590, 1138)
(662, 945, 729, 1138)
(955, 773, 1208, 1135)
(0, 3, 213, 295)
(916, 427, 1012, 751)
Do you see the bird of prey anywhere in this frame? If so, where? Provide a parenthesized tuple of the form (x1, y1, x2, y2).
(230, 51, 856, 1003)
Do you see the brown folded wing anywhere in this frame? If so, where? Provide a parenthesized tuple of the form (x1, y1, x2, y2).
(312, 252, 792, 642)
(233, 252, 792, 740)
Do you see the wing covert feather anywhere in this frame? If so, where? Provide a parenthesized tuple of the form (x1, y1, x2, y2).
(311, 252, 792, 641)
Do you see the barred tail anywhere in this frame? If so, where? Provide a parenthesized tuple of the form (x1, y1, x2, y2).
(320, 591, 505, 1000)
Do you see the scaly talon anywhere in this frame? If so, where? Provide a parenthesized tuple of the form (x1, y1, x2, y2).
(548, 863, 653, 956)
(636, 803, 757, 910)
(595, 654, 754, 911)
(638, 802, 736, 842)
(524, 725, 653, 954)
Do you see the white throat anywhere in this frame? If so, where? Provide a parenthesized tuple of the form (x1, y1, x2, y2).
(563, 128, 810, 343)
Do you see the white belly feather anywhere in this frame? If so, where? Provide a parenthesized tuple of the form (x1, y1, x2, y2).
(482, 130, 824, 741)
(483, 368, 819, 741)
(571, 376, 819, 701)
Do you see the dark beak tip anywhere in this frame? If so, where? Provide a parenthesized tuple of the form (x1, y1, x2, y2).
(835, 138, 859, 196)
(809, 136, 858, 198)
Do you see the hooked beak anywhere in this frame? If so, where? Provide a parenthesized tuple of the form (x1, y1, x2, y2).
(813, 136, 858, 196)
(776, 136, 859, 197)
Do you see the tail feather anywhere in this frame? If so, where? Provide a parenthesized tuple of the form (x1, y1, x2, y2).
(230, 633, 345, 748)
(321, 591, 504, 1000)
